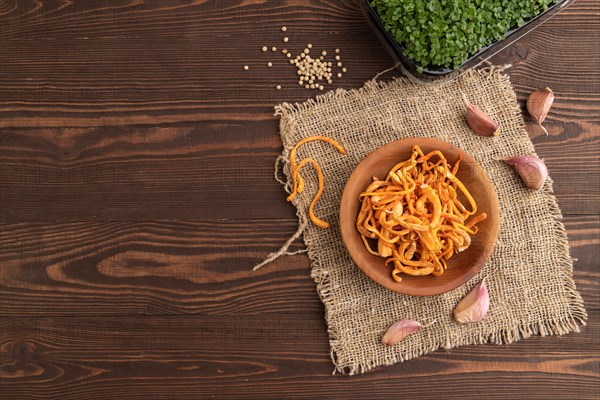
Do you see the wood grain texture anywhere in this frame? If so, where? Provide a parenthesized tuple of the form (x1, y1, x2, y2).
(0, 123, 295, 221)
(1, 312, 598, 400)
(0, 0, 598, 126)
(1, 215, 596, 317)
(1, 0, 599, 398)
(0, 119, 598, 222)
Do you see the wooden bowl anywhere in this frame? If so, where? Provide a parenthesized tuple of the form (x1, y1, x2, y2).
(340, 137, 500, 296)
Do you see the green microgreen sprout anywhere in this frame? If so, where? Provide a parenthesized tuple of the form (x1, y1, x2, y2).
(370, 0, 557, 71)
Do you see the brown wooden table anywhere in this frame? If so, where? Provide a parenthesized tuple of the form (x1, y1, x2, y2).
(1, 1, 598, 398)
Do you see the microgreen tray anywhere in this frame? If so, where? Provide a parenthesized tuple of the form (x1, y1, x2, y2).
(362, 0, 572, 81)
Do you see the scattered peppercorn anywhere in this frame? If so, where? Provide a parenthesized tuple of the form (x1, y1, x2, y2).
(252, 32, 346, 90)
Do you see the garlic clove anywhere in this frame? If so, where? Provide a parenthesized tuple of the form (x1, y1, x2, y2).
(382, 319, 422, 346)
(527, 87, 554, 136)
(453, 278, 489, 323)
(504, 155, 548, 190)
(463, 95, 500, 137)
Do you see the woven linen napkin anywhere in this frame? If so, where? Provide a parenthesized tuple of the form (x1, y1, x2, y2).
(273, 67, 586, 374)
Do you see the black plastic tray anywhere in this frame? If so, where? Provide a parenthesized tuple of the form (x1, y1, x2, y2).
(362, 0, 571, 81)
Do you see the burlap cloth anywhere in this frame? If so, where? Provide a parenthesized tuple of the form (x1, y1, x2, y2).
(272, 67, 586, 374)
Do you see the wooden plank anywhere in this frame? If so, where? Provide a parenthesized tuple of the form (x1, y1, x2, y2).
(1, 311, 598, 400)
(0, 0, 598, 128)
(533, 131, 600, 214)
(1, 215, 597, 316)
(0, 0, 391, 127)
(0, 219, 315, 316)
(0, 122, 297, 221)
(1, 117, 598, 223)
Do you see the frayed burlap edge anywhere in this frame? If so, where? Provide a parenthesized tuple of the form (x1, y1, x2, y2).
(271, 67, 587, 375)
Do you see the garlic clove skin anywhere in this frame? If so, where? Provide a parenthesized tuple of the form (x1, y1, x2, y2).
(454, 278, 489, 324)
(504, 155, 548, 191)
(382, 319, 422, 346)
(527, 87, 554, 135)
(464, 96, 500, 137)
